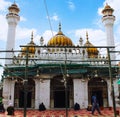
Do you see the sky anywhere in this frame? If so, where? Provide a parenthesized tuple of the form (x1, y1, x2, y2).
(0, 0, 120, 78)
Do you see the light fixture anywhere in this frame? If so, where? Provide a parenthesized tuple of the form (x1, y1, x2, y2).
(101, 79, 104, 82)
(66, 70, 69, 77)
(6, 74, 10, 78)
(40, 79, 44, 83)
(94, 70, 98, 78)
(60, 79, 64, 83)
(81, 78, 85, 82)
(35, 69, 40, 78)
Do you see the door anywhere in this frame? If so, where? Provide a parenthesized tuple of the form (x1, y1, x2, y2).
(19, 90, 32, 108)
(92, 90, 103, 106)
(54, 90, 69, 108)
(54, 90, 65, 108)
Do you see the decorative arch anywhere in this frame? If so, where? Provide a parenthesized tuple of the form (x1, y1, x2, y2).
(14, 78, 35, 108)
(88, 77, 108, 107)
(50, 75, 73, 108)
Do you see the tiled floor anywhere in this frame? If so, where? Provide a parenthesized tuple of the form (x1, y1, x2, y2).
(0, 108, 119, 117)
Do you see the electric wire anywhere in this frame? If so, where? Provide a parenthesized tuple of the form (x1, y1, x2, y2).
(44, 0, 54, 38)
(43, 0, 64, 75)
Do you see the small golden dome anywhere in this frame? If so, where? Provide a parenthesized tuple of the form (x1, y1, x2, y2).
(22, 32, 36, 55)
(47, 23, 74, 46)
(84, 31, 98, 58)
(102, 3, 114, 14)
(8, 3, 20, 13)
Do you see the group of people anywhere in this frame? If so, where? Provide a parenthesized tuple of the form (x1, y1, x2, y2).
(0, 95, 102, 115)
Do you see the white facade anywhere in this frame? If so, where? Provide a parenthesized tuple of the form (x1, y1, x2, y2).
(2, 77, 119, 109)
(3, 3, 120, 110)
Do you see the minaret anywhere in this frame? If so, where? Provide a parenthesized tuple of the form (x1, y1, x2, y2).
(102, 3, 115, 62)
(5, 2, 20, 64)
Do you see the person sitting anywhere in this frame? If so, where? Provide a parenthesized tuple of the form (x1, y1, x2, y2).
(7, 103, 14, 115)
(39, 102, 46, 111)
(74, 103, 80, 110)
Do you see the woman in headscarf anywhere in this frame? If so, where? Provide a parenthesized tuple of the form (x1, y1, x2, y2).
(7, 103, 14, 115)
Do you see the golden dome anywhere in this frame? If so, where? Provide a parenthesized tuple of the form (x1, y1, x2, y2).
(22, 32, 36, 55)
(47, 23, 74, 46)
(84, 32, 98, 58)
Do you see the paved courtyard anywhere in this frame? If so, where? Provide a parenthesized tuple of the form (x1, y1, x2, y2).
(0, 108, 119, 117)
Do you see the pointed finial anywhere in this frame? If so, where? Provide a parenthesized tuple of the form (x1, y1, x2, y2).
(86, 31, 89, 41)
(40, 36, 44, 45)
(79, 37, 83, 46)
(8, 0, 20, 14)
(59, 22, 61, 32)
(57, 22, 63, 35)
(31, 31, 33, 42)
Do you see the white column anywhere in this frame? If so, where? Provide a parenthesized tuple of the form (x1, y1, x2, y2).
(39, 80, 50, 109)
(9, 80, 15, 106)
(6, 22, 16, 50)
(102, 16, 115, 63)
(107, 79, 120, 107)
(73, 79, 88, 109)
(5, 19, 18, 64)
(34, 79, 40, 109)
(83, 80, 88, 108)
(113, 79, 120, 107)
(2, 79, 10, 109)
(107, 80, 112, 107)
(5, 6, 20, 64)
(104, 23, 115, 46)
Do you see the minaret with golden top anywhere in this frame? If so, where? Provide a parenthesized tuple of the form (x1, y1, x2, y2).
(102, 3, 115, 62)
(5, 2, 20, 64)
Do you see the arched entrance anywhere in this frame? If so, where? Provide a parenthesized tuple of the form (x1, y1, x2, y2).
(14, 79, 35, 108)
(88, 77, 108, 107)
(50, 75, 73, 108)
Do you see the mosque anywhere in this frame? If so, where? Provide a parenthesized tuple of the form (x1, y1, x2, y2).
(1, 2, 120, 110)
